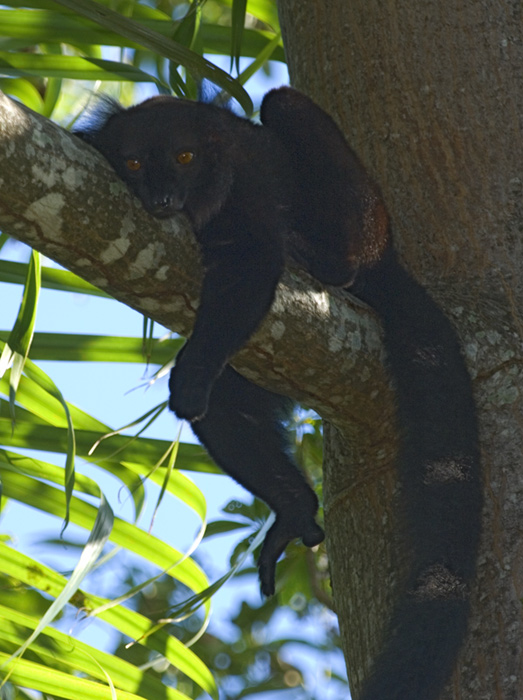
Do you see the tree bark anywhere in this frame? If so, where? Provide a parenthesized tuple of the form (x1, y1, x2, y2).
(277, 0, 523, 698)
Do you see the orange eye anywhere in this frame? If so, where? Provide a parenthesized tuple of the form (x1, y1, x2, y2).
(176, 151, 195, 165)
(126, 158, 142, 171)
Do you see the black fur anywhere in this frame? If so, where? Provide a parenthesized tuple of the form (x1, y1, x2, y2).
(76, 87, 482, 700)
(352, 251, 481, 699)
(75, 94, 325, 594)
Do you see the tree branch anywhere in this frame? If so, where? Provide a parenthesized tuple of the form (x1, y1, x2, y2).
(0, 90, 395, 434)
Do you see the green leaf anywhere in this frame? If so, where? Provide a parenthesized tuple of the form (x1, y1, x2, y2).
(0, 331, 183, 365)
(238, 31, 282, 86)
(231, 0, 247, 74)
(0, 652, 155, 700)
(201, 25, 285, 62)
(203, 519, 250, 537)
(241, 0, 281, 28)
(0, 9, 172, 49)
(0, 605, 190, 700)
(0, 349, 78, 527)
(0, 51, 164, 83)
(0, 252, 40, 373)
(0, 469, 207, 595)
(0, 543, 218, 698)
(49, 0, 253, 113)
(0, 448, 100, 497)
(0, 401, 217, 474)
(0, 251, 41, 421)
(0, 78, 45, 111)
(0, 260, 110, 296)
(27, 361, 76, 522)
(165, 514, 275, 622)
(5, 493, 114, 666)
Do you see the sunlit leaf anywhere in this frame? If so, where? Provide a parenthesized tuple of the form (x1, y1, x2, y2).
(0, 77, 45, 111)
(4, 494, 113, 667)
(0, 605, 191, 700)
(0, 260, 110, 296)
(0, 543, 218, 698)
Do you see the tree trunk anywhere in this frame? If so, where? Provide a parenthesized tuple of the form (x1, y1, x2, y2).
(277, 0, 523, 698)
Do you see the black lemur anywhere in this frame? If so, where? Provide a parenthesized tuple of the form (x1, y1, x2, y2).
(76, 87, 482, 700)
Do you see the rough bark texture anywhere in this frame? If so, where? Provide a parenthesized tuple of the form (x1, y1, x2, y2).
(276, 1, 523, 698)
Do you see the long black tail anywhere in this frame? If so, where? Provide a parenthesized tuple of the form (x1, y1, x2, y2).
(261, 86, 481, 696)
(352, 249, 482, 700)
